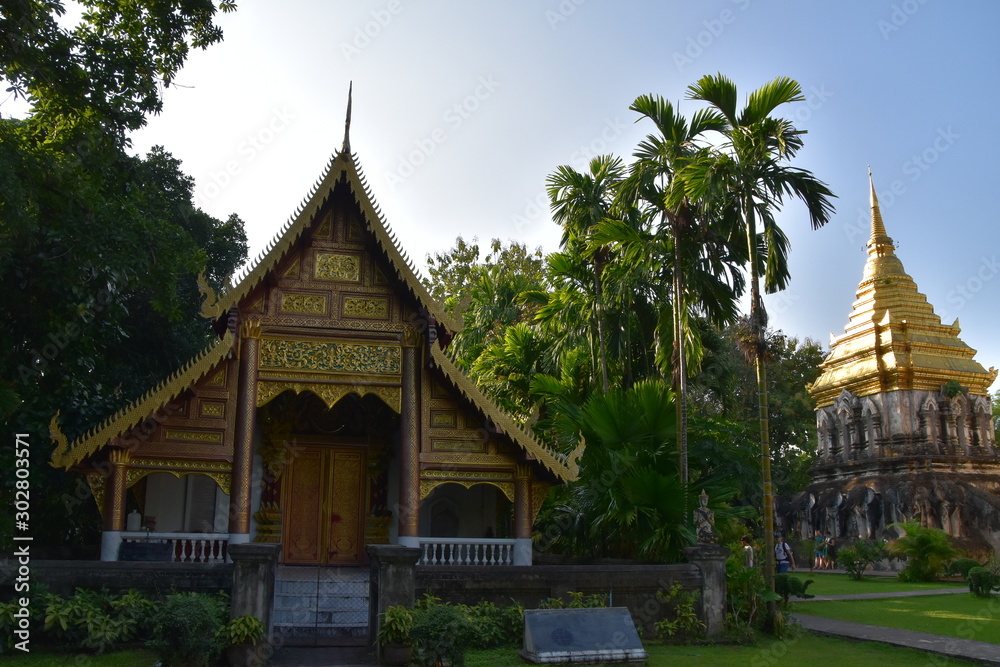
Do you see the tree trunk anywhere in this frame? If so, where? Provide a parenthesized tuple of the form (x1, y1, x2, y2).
(672, 217, 688, 484)
(593, 256, 610, 393)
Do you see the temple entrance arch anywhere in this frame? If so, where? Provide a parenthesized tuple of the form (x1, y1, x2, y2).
(257, 389, 399, 565)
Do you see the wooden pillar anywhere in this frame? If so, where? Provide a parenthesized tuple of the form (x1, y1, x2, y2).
(513, 464, 532, 565)
(397, 328, 420, 548)
(101, 448, 131, 561)
(229, 319, 261, 546)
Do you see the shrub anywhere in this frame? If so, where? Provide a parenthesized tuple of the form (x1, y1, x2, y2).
(459, 600, 523, 648)
(774, 574, 814, 606)
(410, 603, 475, 667)
(146, 592, 227, 667)
(888, 521, 960, 582)
(220, 614, 266, 646)
(539, 591, 607, 609)
(375, 605, 414, 646)
(654, 583, 705, 643)
(946, 557, 982, 580)
(967, 567, 996, 599)
(725, 556, 774, 643)
(837, 540, 888, 580)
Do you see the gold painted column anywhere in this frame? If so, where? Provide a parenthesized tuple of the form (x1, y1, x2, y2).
(101, 449, 130, 561)
(397, 328, 421, 548)
(229, 319, 261, 546)
(513, 464, 532, 565)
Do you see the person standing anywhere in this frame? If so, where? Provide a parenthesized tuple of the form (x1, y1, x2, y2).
(742, 536, 755, 567)
(775, 534, 795, 573)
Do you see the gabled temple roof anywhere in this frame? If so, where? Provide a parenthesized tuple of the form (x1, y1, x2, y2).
(49, 99, 580, 483)
(50, 332, 235, 469)
(807, 171, 998, 407)
(429, 345, 580, 482)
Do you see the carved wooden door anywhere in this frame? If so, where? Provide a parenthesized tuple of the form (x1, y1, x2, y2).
(282, 445, 366, 565)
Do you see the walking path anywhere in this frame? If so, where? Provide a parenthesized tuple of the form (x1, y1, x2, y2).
(791, 584, 1000, 665)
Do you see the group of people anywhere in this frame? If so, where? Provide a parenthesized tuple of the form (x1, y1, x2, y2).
(740, 532, 836, 574)
(812, 530, 836, 570)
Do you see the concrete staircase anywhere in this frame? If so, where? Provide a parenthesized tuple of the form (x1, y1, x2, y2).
(272, 566, 370, 646)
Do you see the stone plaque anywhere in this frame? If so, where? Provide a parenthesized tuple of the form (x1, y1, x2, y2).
(521, 607, 647, 664)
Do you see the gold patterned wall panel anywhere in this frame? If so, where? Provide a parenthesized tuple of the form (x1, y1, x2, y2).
(431, 438, 487, 454)
(282, 258, 301, 280)
(314, 252, 361, 282)
(280, 293, 328, 315)
(419, 470, 516, 503)
(346, 220, 363, 242)
(256, 381, 401, 414)
(164, 429, 224, 444)
(430, 410, 457, 429)
(315, 212, 333, 239)
(342, 297, 389, 320)
(259, 338, 401, 376)
(199, 401, 225, 418)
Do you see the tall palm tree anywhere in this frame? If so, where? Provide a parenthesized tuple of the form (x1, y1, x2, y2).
(685, 74, 836, 624)
(611, 94, 738, 483)
(546, 155, 626, 393)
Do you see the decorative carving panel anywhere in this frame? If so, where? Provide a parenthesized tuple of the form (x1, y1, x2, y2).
(431, 438, 487, 454)
(281, 293, 328, 315)
(342, 297, 389, 320)
(314, 252, 360, 282)
(430, 410, 457, 429)
(200, 401, 225, 418)
(259, 339, 401, 375)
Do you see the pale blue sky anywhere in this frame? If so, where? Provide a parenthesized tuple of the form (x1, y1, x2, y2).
(125, 0, 999, 388)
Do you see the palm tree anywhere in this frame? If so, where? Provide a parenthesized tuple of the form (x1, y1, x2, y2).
(546, 155, 626, 393)
(685, 73, 836, 624)
(609, 94, 740, 483)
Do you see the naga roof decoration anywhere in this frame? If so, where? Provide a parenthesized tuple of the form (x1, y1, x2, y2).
(50, 332, 235, 469)
(807, 171, 998, 407)
(428, 345, 581, 483)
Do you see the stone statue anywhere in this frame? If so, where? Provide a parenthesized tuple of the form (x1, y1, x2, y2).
(694, 489, 718, 543)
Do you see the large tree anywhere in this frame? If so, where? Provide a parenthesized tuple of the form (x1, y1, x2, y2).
(685, 73, 836, 623)
(0, 1, 244, 552)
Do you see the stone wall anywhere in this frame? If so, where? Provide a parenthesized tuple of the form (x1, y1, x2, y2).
(0, 560, 233, 597)
(415, 563, 703, 636)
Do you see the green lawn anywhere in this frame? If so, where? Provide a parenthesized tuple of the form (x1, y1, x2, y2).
(793, 571, 965, 596)
(794, 594, 1000, 644)
(0, 648, 158, 666)
(467, 633, 982, 666)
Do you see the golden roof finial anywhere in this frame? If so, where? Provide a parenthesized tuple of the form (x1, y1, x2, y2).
(868, 166, 890, 245)
(342, 81, 353, 154)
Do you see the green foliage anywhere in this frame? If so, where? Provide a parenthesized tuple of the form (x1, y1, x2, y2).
(774, 574, 814, 606)
(375, 605, 414, 646)
(945, 557, 982, 580)
(539, 591, 607, 609)
(837, 540, 889, 580)
(410, 602, 476, 667)
(219, 615, 266, 647)
(654, 583, 706, 643)
(459, 601, 523, 648)
(967, 567, 996, 598)
(888, 522, 961, 582)
(146, 592, 227, 667)
(724, 550, 776, 643)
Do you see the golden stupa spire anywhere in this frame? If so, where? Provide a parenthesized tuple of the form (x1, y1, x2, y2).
(806, 168, 997, 407)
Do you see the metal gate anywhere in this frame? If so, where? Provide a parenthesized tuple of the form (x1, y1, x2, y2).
(273, 565, 370, 646)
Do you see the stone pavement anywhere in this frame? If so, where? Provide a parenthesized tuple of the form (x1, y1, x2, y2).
(792, 613, 1000, 665)
(791, 584, 1000, 665)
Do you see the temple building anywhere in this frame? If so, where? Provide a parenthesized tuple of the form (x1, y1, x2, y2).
(782, 172, 1000, 556)
(48, 102, 579, 570)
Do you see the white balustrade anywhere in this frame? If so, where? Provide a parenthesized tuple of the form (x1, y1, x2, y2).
(417, 538, 515, 566)
(120, 532, 229, 563)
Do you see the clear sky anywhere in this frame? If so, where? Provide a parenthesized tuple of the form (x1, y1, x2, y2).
(126, 0, 1000, 389)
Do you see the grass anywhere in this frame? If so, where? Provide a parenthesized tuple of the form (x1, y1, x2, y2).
(0, 648, 158, 666)
(791, 571, 965, 596)
(794, 593, 1000, 644)
(466, 633, 983, 666)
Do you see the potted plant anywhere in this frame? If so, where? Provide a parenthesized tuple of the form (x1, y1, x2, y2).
(220, 614, 267, 667)
(375, 605, 414, 666)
